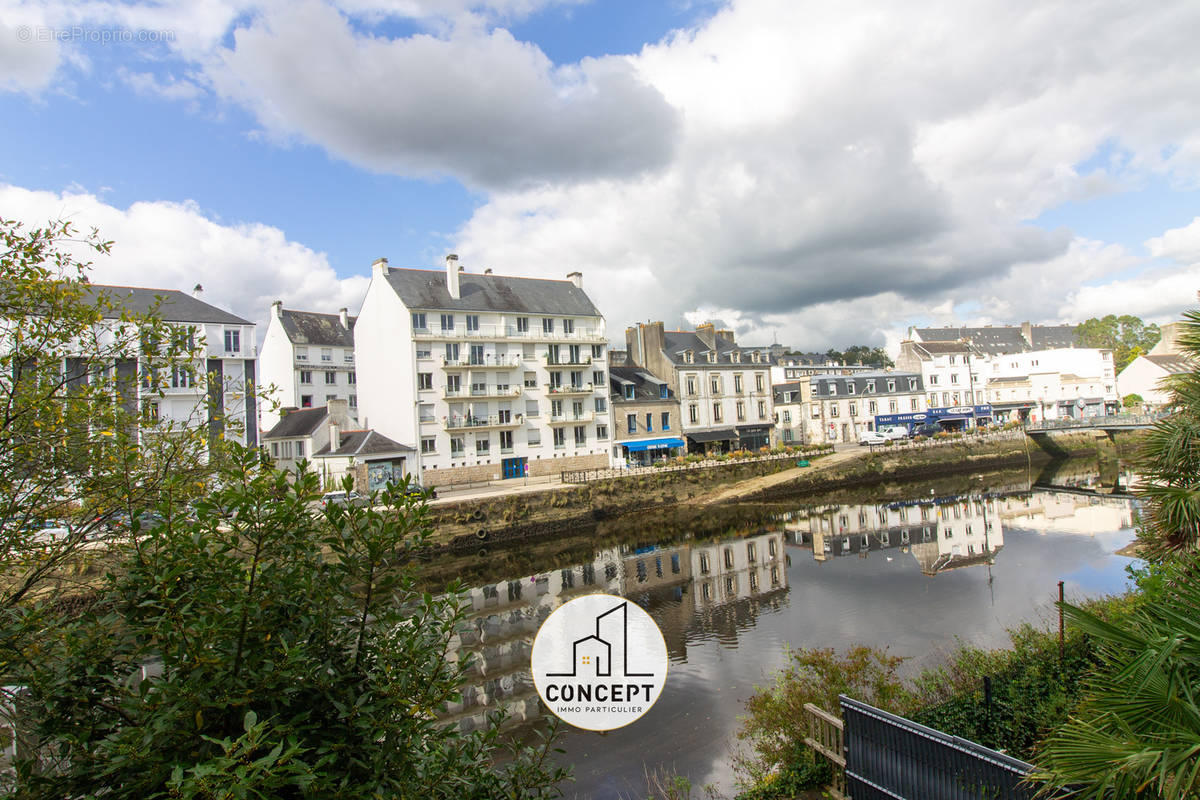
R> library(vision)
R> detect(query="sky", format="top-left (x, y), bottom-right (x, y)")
top-left (2, 0), bottom-right (1200, 353)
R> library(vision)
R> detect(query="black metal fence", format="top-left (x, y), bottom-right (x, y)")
top-left (840, 695), bottom-right (1039, 800)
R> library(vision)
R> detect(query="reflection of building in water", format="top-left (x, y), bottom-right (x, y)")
top-left (440, 531), bottom-right (789, 731)
top-left (997, 490), bottom-right (1134, 534)
top-left (782, 496), bottom-right (1005, 576)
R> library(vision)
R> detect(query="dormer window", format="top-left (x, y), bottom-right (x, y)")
top-left (684, 350), bottom-right (693, 364)
top-left (847, 383), bottom-right (856, 395)
top-left (707, 351), bottom-right (717, 363)
top-left (866, 380), bottom-right (875, 393)
top-left (732, 351), bottom-right (741, 363)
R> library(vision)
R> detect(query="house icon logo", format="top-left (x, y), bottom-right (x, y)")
top-left (531, 594), bottom-right (669, 731)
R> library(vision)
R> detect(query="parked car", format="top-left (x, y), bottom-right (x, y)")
top-left (858, 430), bottom-right (888, 446)
top-left (879, 426), bottom-right (910, 441)
top-left (403, 483), bottom-right (437, 501)
top-left (910, 423), bottom-right (943, 438)
top-left (321, 490), bottom-right (367, 508)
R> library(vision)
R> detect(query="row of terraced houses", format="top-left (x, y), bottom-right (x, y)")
top-left (81, 256), bottom-right (1191, 491)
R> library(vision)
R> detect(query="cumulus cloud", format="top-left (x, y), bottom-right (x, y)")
top-left (0, 184), bottom-right (368, 339)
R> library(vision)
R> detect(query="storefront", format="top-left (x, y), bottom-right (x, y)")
top-left (619, 436), bottom-right (686, 465)
top-left (686, 428), bottom-right (737, 454)
top-left (736, 424), bottom-right (773, 451)
top-left (925, 404), bottom-right (994, 430)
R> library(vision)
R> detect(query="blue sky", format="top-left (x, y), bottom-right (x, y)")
top-left (2, 1), bottom-right (1199, 348)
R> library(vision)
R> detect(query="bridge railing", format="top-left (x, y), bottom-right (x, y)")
top-left (1026, 413), bottom-right (1163, 432)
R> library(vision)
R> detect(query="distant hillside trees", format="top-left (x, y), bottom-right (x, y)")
top-left (825, 345), bottom-right (894, 368)
top-left (1076, 314), bottom-right (1160, 370)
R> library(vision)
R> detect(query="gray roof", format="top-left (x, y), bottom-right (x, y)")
top-left (87, 284), bottom-right (251, 325)
top-left (1031, 326), bottom-right (1080, 349)
top-left (262, 407), bottom-right (328, 440)
top-left (610, 366), bottom-right (676, 403)
top-left (384, 268), bottom-right (600, 316)
top-left (314, 429), bottom-right (413, 459)
top-left (775, 352), bottom-right (834, 366)
top-left (661, 331), bottom-right (772, 368)
top-left (810, 371), bottom-right (924, 397)
top-left (914, 324), bottom-right (1079, 356)
top-left (773, 381), bottom-right (805, 404)
top-left (915, 341), bottom-right (976, 355)
top-left (1144, 354), bottom-right (1193, 374)
top-left (279, 309), bottom-right (355, 347)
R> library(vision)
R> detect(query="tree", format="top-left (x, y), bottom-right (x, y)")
top-left (1076, 314), bottom-right (1161, 371)
top-left (823, 346), bottom-right (894, 368)
top-left (1122, 393), bottom-right (1144, 409)
top-left (0, 217), bottom-right (212, 616)
top-left (6, 447), bottom-right (568, 798)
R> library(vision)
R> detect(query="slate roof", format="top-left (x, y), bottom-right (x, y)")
top-left (660, 331), bottom-right (772, 367)
top-left (87, 284), bottom-right (251, 325)
top-left (914, 324), bottom-right (1079, 356)
top-left (262, 407), bottom-right (328, 440)
top-left (915, 341), bottom-right (977, 355)
top-left (1145, 354), bottom-right (1193, 374)
top-left (810, 371), bottom-right (924, 397)
top-left (314, 429), bottom-right (413, 458)
top-left (279, 309), bottom-right (355, 347)
top-left (610, 366), bottom-right (675, 403)
top-left (1031, 326), bottom-right (1080, 349)
top-left (773, 381), bottom-right (805, 404)
top-left (775, 352), bottom-right (835, 366)
top-left (384, 268), bottom-right (600, 316)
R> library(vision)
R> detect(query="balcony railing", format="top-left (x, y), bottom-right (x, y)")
top-left (544, 354), bottom-right (593, 366)
top-left (443, 386), bottom-right (522, 399)
top-left (413, 323), bottom-right (605, 342)
top-left (548, 411), bottom-right (594, 425)
top-left (442, 355), bottom-right (522, 369)
top-left (443, 414), bottom-right (523, 431)
top-left (545, 382), bottom-right (594, 395)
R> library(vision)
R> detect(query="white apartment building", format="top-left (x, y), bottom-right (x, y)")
top-left (625, 322), bottom-right (775, 453)
top-left (78, 285), bottom-right (259, 446)
top-left (772, 381), bottom-right (811, 445)
top-left (979, 348), bottom-right (1118, 422)
top-left (355, 255), bottom-right (611, 487)
top-left (805, 371), bottom-right (927, 444)
top-left (260, 303), bottom-right (357, 431)
top-left (896, 340), bottom-right (987, 408)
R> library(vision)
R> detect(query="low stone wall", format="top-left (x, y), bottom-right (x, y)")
top-left (422, 453), bottom-right (608, 487)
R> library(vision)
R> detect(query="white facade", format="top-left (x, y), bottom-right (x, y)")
top-left (260, 303), bottom-right (357, 432)
top-left (804, 372), bottom-right (927, 444)
top-left (355, 257), bottom-right (611, 485)
top-left (979, 348), bottom-right (1118, 421)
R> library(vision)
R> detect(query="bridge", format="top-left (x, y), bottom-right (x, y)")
top-left (1025, 413), bottom-right (1163, 434)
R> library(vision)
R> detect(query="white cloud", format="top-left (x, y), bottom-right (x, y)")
top-left (1147, 216), bottom-right (1200, 265)
top-left (0, 183), bottom-right (368, 339)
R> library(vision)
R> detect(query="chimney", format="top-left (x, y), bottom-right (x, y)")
top-left (372, 257), bottom-right (388, 278)
top-left (716, 329), bottom-right (735, 348)
top-left (446, 254), bottom-right (460, 299)
top-left (271, 299), bottom-right (283, 319)
top-left (328, 420), bottom-right (340, 452)
top-left (567, 271), bottom-right (583, 289)
top-left (339, 307), bottom-right (349, 328)
top-left (193, 283), bottom-right (204, 299)
top-left (695, 322), bottom-right (717, 349)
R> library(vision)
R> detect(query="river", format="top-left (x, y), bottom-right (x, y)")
top-left (427, 460), bottom-right (1140, 798)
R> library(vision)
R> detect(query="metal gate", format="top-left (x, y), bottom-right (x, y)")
top-left (840, 696), bottom-right (1039, 800)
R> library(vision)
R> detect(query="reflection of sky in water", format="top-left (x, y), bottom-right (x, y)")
top-left (528, 491), bottom-right (1138, 798)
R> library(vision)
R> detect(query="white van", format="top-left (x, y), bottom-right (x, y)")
top-left (879, 426), bottom-right (909, 441)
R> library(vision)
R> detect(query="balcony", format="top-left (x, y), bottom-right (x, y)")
top-left (443, 414), bottom-right (523, 432)
top-left (545, 382), bottom-right (594, 396)
top-left (442, 355), bottom-right (522, 369)
top-left (544, 354), bottom-right (593, 366)
top-left (413, 322), bottom-right (605, 342)
top-left (548, 411), bottom-right (594, 425)
top-left (443, 385), bottom-right (522, 399)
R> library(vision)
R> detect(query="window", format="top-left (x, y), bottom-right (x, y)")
top-left (911, 398), bottom-right (919, 411)
top-left (661, 412), bottom-right (670, 430)
top-left (421, 437), bottom-right (436, 454)
top-left (783, 429), bottom-right (794, 442)
top-left (849, 401), bottom-right (857, 416)
top-left (734, 374), bottom-right (744, 393)
top-left (325, 372), bottom-right (337, 385)
top-left (829, 383), bottom-right (837, 395)
top-left (440, 314), bottom-right (454, 331)
top-left (689, 404), bottom-right (698, 423)
top-left (563, 319), bottom-right (574, 334)
top-left (348, 394), bottom-right (357, 408)
top-left (446, 375), bottom-right (461, 394)
top-left (887, 379), bottom-right (896, 392)
top-left (551, 399), bottom-right (563, 417)
top-left (348, 371), bottom-right (356, 385)
top-left (476, 438), bottom-right (490, 454)
top-left (542, 317), bottom-right (554, 334)
top-left (499, 430), bottom-right (513, 452)
top-left (574, 426), bottom-right (586, 445)
top-left (950, 373), bottom-right (959, 384)
top-left (593, 370), bottom-right (605, 386)
top-left (866, 380), bottom-right (875, 393)
top-left (928, 393), bottom-right (937, 406)
top-left (596, 424), bottom-right (608, 439)
top-left (516, 316), bottom-right (529, 333)
top-left (645, 413), bottom-right (653, 431)
top-left (756, 374), bottom-right (765, 392)
top-left (659, 384), bottom-right (669, 399)
top-left (624, 384), bottom-right (634, 400)
top-left (301, 395), bottom-right (312, 408)
top-left (344, 350), bottom-right (353, 363)
top-left (812, 406), bottom-right (820, 418)
top-left (412, 312), bottom-right (426, 330)
top-left (295, 441), bottom-right (305, 458)
top-left (686, 375), bottom-right (697, 395)
top-left (889, 399), bottom-right (898, 413)
top-left (417, 372), bottom-right (433, 390)
top-left (450, 437), bottom-right (465, 457)
top-left (418, 403), bottom-right (435, 422)
top-left (930, 374), bottom-right (939, 385)
top-left (594, 397), bottom-right (607, 413)
top-left (847, 382), bottom-right (856, 395)
top-left (909, 378), bottom-right (917, 391)
top-left (627, 413), bottom-right (637, 434)
top-left (736, 401), bottom-right (745, 421)
top-left (782, 410), bottom-right (791, 423)
top-left (321, 348), bottom-right (332, 362)
top-left (527, 428), bottom-right (541, 445)
top-left (466, 314), bottom-right (479, 332)
top-left (300, 370), bottom-right (312, 385)
top-left (445, 342), bottom-right (459, 362)
top-left (296, 347), bottom-right (308, 361)
top-left (830, 404), bottom-right (839, 418)
top-left (224, 329), bottom-right (240, 352)
top-left (713, 402), bottom-right (723, 422)
top-left (570, 371), bottom-right (583, 389)
top-left (592, 344), bottom-right (603, 358)
top-left (757, 400), bottom-right (766, 418)
top-left (710, 376), bottom-right (720, 395)
top-left (553, 428), bottom-right (565, 448)
top-left (684, 350), bottom-right (693, 364)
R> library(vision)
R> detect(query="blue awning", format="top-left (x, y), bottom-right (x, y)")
top-left (623, 437), bottom-right (686, 452)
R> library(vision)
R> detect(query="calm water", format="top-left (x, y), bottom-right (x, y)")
top-left (432, 462), bottom-right (1139, 799)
